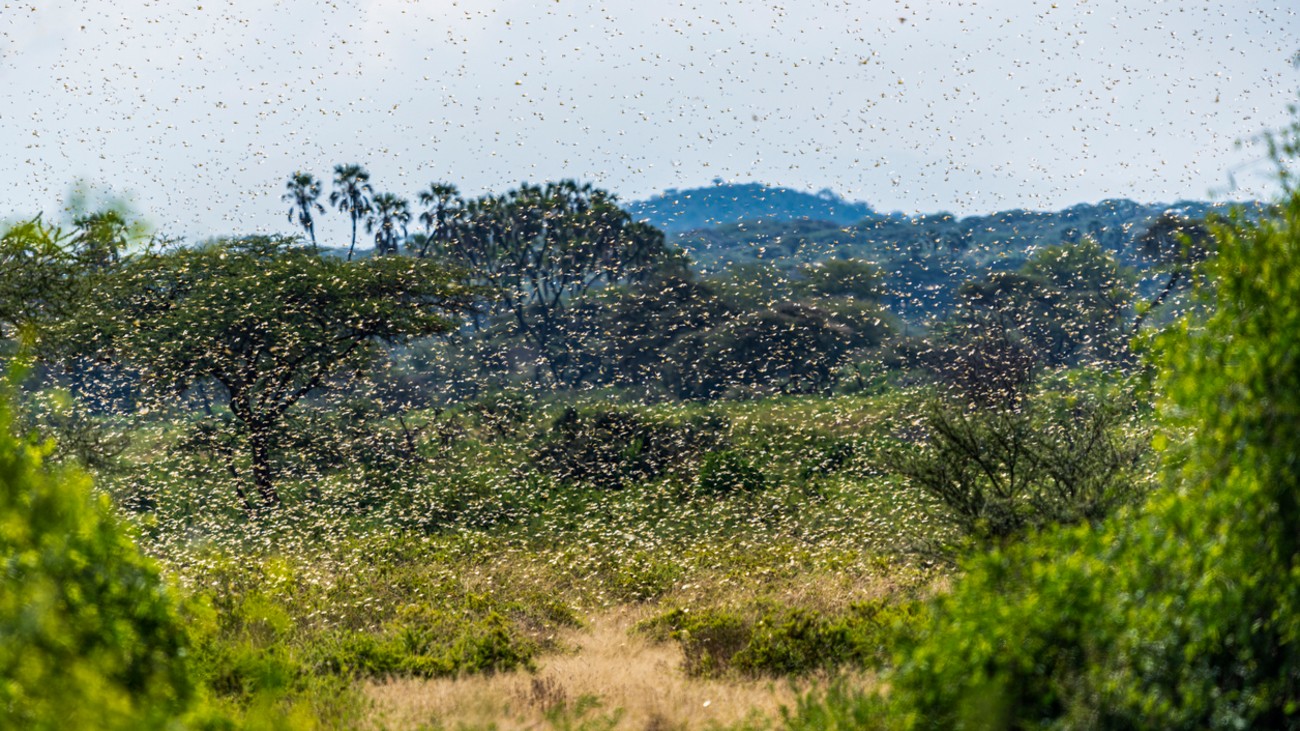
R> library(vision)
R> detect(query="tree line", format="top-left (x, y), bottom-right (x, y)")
top-left (0, 168), bottom-right (1215, 513)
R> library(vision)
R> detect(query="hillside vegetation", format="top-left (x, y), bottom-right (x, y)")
top-left (2, 115), bottom-right (1298, 727)
top-left (625, 182), bottom-right (876, 234)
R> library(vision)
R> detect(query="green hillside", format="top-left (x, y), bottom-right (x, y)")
top-left (625, 181), bottom-right (876, 234)
top-left (666, 197), bottom-right (1255, 321)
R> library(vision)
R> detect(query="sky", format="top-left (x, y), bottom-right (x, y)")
top-left (1, 0), bottom-right (1297, 241)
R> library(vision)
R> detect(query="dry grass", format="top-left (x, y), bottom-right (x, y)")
top-left (365, 606), bottom-right (868, 731)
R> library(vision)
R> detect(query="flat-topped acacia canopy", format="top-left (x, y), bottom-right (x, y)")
top-left (54, 235), bottom-right (476, 509)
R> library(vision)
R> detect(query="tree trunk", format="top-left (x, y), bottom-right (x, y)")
top-left (348, 215), bottom-right (358, 261)
top-left (248, 426), bottom-right (281, 510)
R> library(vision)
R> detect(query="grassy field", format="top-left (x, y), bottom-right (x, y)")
top-left (87, 389), bottom-right (953, 729)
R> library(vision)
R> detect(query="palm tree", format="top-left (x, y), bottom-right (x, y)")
top-left (416, 182), bottom-right (461, 258)
top-left (283, 172), bottom-right (325, 251)
top-left (329, 164), bottom-right (373, 261)
top-left (367, 193), bottom-right (411, 256)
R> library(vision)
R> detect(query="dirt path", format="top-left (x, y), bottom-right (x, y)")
top-left (365, 606), bottom-right (816, 730)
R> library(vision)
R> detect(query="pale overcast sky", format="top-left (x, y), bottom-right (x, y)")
top-left (1, 0), bottom-right (1296, 241)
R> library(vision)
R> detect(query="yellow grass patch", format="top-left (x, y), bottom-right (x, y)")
top-left (365, 606), bottom-right (870, 730)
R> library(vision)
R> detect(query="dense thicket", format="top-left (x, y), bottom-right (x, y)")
top-left (887, 191), bottom-right (1300, 729)
top-left (0, 391), bottom-right (192, 730)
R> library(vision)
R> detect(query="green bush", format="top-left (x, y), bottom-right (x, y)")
top-left (15, 388), bottom-right (131, 473)
top-left (644, 607), bottom-right (752, 677)
top-left (778, 682), bottom-right (902, 731)
top-left (697, 448), bottom-right (766, 495)
top-left (0, 396), bottom-right (193, 730)
top-left (887, 193), bottom-right (1300, 728)
top-left (891, 386), bottom-right (1150, 554)
top-left (312, 609), bottom-right (534, 679)
top-left (644, 598), bottom-right (921, 679)
top-left (797, 437), bottom-right (858, 480)
top-left (531, 406), bottom-right (724, 489)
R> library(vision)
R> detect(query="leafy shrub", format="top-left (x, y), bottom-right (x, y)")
top-left (313, 609), bottom-right (534, 679)
top-left (733, 608), bottom-right (863, 675)
top-left (199, 639), bottom-right (305, 702)
top-left (15, 389), bottom-right (131, 472)
top-left (642, 607), bottom-right (751, 677)
top-left (186, 545), bottom-right (562, 694)
top-left (779, 682), bottom-right (902, 731)
top-left (187, 609), bottom-right (363, 730)
top-left (531, 406), bottom-right (725, 489)
top-left (467, 389), bottom-right (535, 439)
top-left (0, 396), bottom-right (193, 730)
top-left (643, 598), bottom-right (921, 678)
top-left (888, 193), bottom-right (1300, 728)
top-left (891, 387), bottom-right (1150, 554)
top-left (697, 448), bottom-right (766, 495)
top-left (798, 437), bottom-right (858, 480)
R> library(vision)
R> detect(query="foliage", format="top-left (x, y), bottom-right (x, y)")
top-left (888, 192), bottom-right (1300, 729)
top-left (667, 302), bottom-right (873, 400)
top-left (56, 235), bottom-right (473, 508)
top-left (697, 448), bottom-right (765, 495)
top-left (0, 392), bottom-right (193, 730)
top-left (15, 388), bottom-right (131, 472)
top-left (0, 205), bottom-right (142, 342)
top-left (530, 405), bottom-right (725, 489)
top-left (891, 385), bottom-right (1152, 553)
top-left (670, 197), bottom-right (1241, 317)
top-left (283, 172), bottom-right (325, 250)
top-left (642, 597), bottom-right (922, 678)
top-left (180, 540), bottom-right (569, 712)
top-left (565, 271), bottom-right (729, 393)
top-left (313, 609), bottom-right (535, 678)
top-left (776, 682), bottom-right (901, 731)
top-left (431, 180), bottom-right (671, 386)
top-left (921, 240), bottom-right (1136, 399)
top-left (792, 258), bottom-right (885, 302)
top-left (0, 217), bottom-right (78, 341)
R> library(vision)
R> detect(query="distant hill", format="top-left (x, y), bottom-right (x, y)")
top-left (671, 198), bottom-right (1244, 274)
top-left (625, 181), bottom-right (875, 234)
top-left (661, 196), bottom-right (1260, 322)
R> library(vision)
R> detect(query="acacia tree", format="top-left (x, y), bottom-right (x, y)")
top-left (921, 239), bottom-right (1135, 402)
top-left (58, 235), bottom-right (473, 510)
top-left (283, 172), bottom-right (325, 250)
top-left (330, 164), bottom-right (373, 261)
top-left (437, 180), bottom-right (669, 385)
